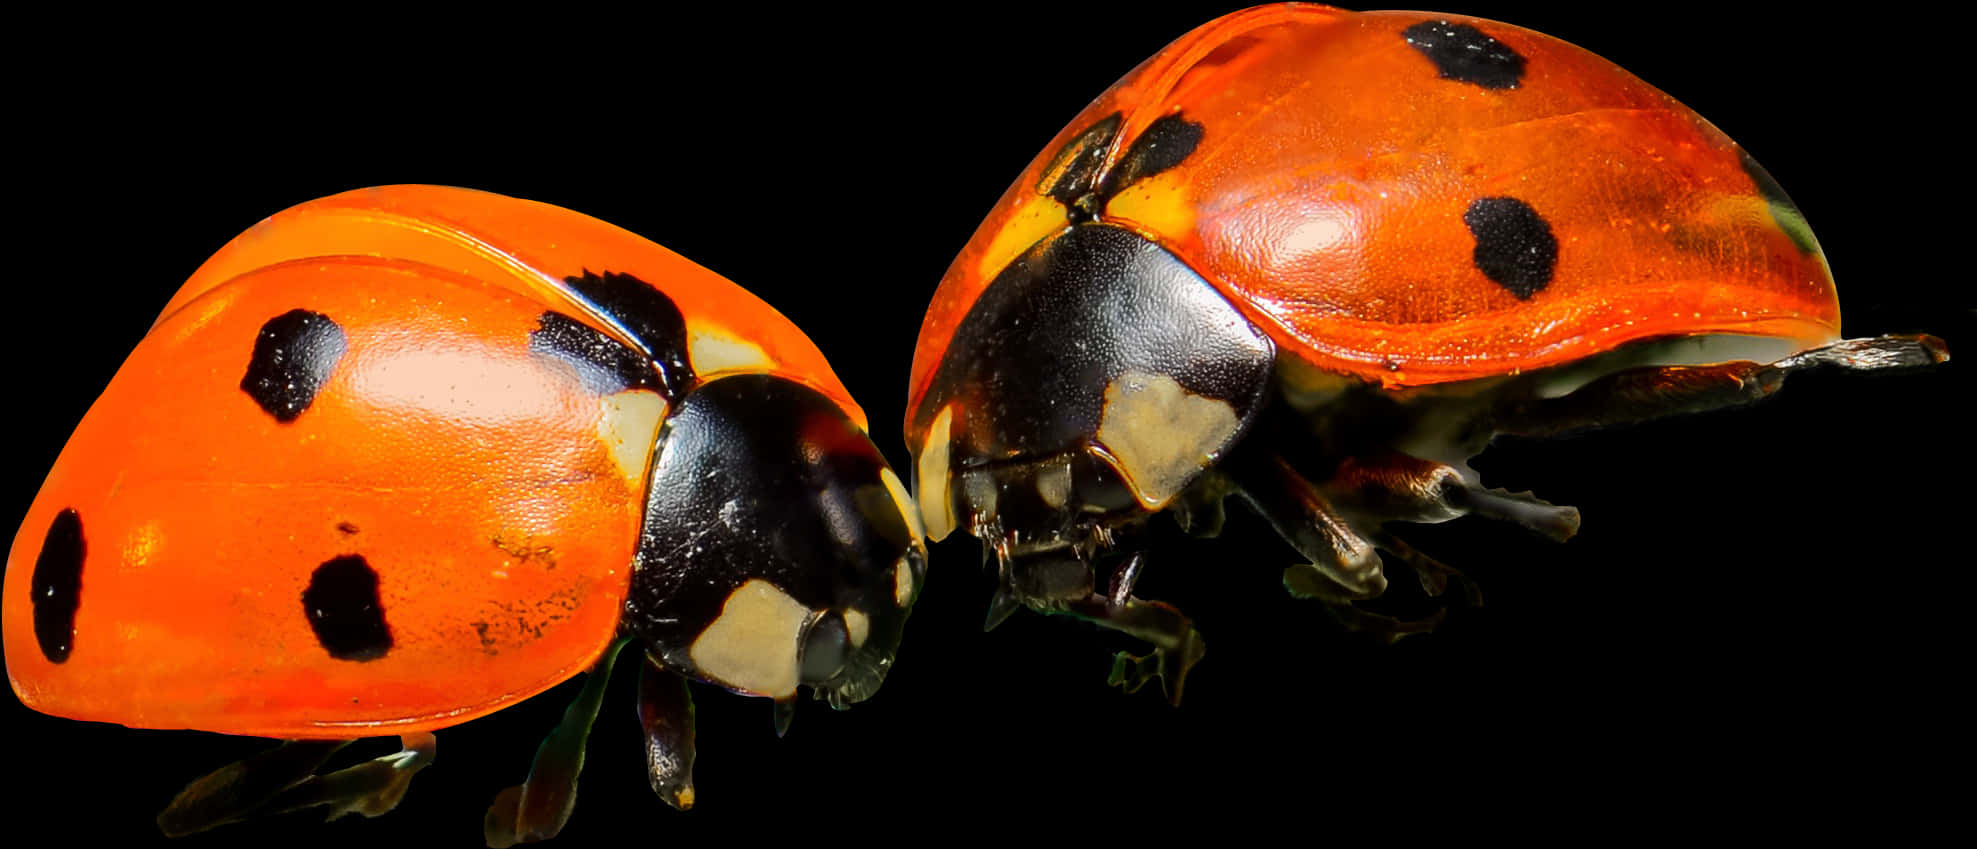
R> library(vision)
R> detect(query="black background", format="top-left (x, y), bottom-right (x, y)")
top-left (7, 2), bottom-right (1968, 843)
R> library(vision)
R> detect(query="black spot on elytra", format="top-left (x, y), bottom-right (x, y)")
top-left (336, 521), bottom-right (360, 535)
top-left (1039, 112), bottom-right (1206, 224)
top-left (1464, 197), bottom-right (1558, 299)
top-left (302, 555), bottom-right (392, 661)
top-left (1099, 114), bottom-right (1206, 201)
top-left (1739, 149), bottom-right (1820, 255)
top-left (31, 509), bottom-right (85, 663)
top-left (562, 271), bottom-right (694, 401)
top-left (1039, 113), bottom-right (1123, 211)
top-left (530, 311), bottom-right (661, 395)
top-left (1403, 20), bottom-right (1525, 90)
top-left (240, 310), bottom-right (346, 422)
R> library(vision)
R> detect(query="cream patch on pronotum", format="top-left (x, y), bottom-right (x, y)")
top-left (688, 579), bottom-right (811, 699)
top-left (1094, 371), bottom-right (1239, 508)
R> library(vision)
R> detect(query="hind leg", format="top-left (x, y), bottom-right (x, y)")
top-left (1228, 443), bottom-right (1583, 638)
top-left (157, 732), bottom-right (436, 837)
top-left (1494, 335), bottom-right (1948, 437)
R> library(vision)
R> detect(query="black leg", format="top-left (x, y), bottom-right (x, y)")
top-left (1229, 452), bottom-right (1455, 641)
top-left (1063, 592), bottom-right (1205, 706)
top-left (263, 732), bottom-right (435, 821)
top-left (157, 733), bottom-right (435, 837)
top-left (993, 541), bottom-right (1205, 704)
top-left (157, 740), bottom-right (348, 836)
top-left (1495, 334), bottom-right (1948, 438)
top-left (1370, 529), bottom-right (1482, 607)
top-left (485, 639), bottom-right (632, 847)
top-left (1323, 450), bottom-right (1580, 541)
top-left (638, 654), bottom-right (697, 810)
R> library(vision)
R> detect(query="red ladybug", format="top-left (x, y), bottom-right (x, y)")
top-left (4, 186), bottom-right (927, 841)
top-left (904, 4), bottom-right (1948, 702)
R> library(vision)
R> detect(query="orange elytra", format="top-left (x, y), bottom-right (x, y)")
top-left (903, 4), bottom-right (1946, 701)
top-left (6, 185), bottom-right (926, 840)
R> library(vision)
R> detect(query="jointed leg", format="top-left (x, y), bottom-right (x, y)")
top-left (1073, 594), bottom-right (1205, 706)
top-left (485, 638), bottom-right (632, 847)
top-left (992, 541), bottom-right (1205, 704)
top-left (1495, 335), bottom-right (1948, 438)
top-left (157, 732), bottom-right (436, 837)
top-left (1228, 451), bottom-right (1451, 640)
top-left (638, 653), bottom-right (696, 811)
top-left (1322, 451), bottom-right (1580, 542)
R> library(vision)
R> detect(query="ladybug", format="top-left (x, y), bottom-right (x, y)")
top-left (904, 4), bottom-right (1948, 702)
top-left (2, 185), bottom-right (928, 842)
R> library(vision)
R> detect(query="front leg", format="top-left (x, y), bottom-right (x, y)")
top-left (995, 543), bottom-right (1206, 704)
top-left (1073, 554), bottom-right (1204, 706)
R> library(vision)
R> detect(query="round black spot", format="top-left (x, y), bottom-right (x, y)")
top-left (302, 555), bottom-right (392, 661)
top-left (1098, 113), bottom-right (1207, 204)
top-left (240, 309), bottom-right (347, 423)
top-left (1463, 196), bottom-right (1558, 299)
top-left (31, 509), bottom-right (85, 663)
top-left (1403, 20), bottom-right (1525, 90)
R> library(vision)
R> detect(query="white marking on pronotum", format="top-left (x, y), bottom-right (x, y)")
top-left (915, 406), bottom-right (956, 541)
top-left (1095, 371), bottom-right (1239, 509)
top-left (688, 579), bottom-right (812, 699)
top-left (597, 390), bottom-right (669, 486)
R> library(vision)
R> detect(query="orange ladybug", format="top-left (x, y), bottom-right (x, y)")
top-left (3, 186), bottom-right (927, 842)
top-left (905, 4), bottom-right (1949, 701)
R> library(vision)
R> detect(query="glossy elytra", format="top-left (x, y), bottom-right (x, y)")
top-left (904, 4), bottom-right (1948, 702)
top-left (2, 186), bottom-right (928, 843)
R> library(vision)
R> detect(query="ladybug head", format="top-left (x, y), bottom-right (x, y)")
top-left (907, 223), bottom-right (1276, 605)
top-left (626, 374), bottom-right (926, 710)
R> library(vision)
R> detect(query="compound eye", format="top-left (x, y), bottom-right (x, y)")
top-left (799, 612), bottom-right (850, 685)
